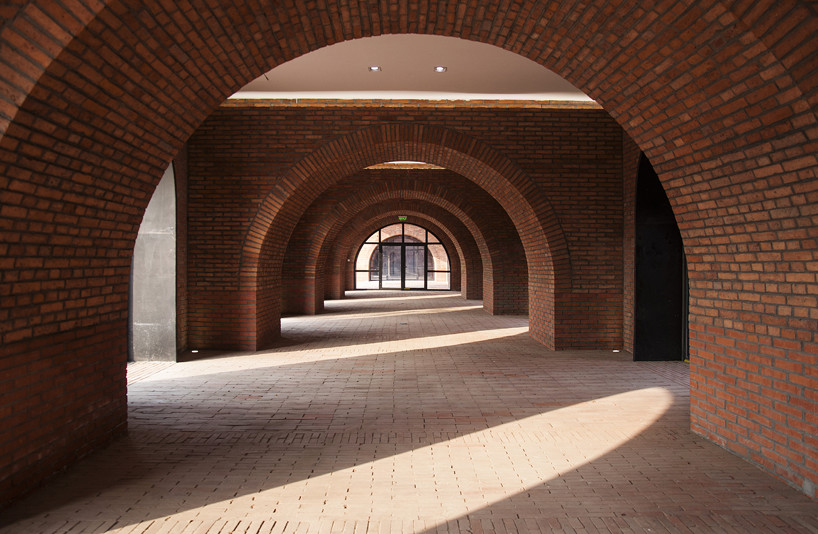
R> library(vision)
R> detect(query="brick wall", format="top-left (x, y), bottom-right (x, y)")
top-left (1, 0), bottom-right (815, 505)
top-left (173, 147), bottom-right (189, 355)
top-left (622, 138), bottom-right (642, 353)
top-left (187, 104), bottom-right (622, 351)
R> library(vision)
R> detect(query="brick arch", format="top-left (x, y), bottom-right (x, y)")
top-left (244, 123), bottom-right (554, 348)
top-left (285, 199), bottom-right (476, 315)
top-left (284, 204), bottom-right (469, 314)
top-left (3, 1), bottom-right (814, 156)
top-left (321, 202), bottom-right (485, 308)
top-left (319, 200), bottom-right (498, 311)
top-left (281, 169), bottom-right (526, 317)
top-left (1, 0), bottom-right (817, 504)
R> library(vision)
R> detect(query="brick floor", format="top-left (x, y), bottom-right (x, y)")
top-left (1, 291), bottom-right (816, 533)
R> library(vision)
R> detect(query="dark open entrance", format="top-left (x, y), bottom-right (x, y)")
top-left (634, 155), bottom-right (688, 361)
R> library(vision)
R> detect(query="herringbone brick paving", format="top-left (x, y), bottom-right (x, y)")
top-left (1, 292), bottom-right (815, 533)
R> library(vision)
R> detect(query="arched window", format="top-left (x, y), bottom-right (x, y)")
top-left (355, 223), bottom-right (451, 290)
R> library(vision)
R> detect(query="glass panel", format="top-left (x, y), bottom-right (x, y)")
top-left (355, 224), bottom-right (450, 290)
top-left (427, 244), bottom-right (449, 271)
top-left (404, 245), bottom-right (425, 281)
top-left (381, 245), bottom-right (402, 288)
top-left (427, 271), bottom-right (451, 290)
top-left (403, 223), bottom-right (426, 243)
top-left (380, 224), bottom-right (403, 242)
top-left (356, 270), bottom-right (380, 289)
top-left (356, 243), bottom-right (379, 271)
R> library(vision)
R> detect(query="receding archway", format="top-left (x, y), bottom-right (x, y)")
top-left (281, 168), bottom-right (526, 316)
top-left (324, 206), bottom-right (476, 304)
top-left (283, 205), bottom-right (472, 316)
top-left (242, 123), bottom-right (567, 350)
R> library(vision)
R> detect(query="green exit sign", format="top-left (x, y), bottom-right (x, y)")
top-left (398, 216), bottom-right (407, 221)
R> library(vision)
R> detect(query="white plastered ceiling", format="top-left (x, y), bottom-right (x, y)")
top-left (231, 34), bottom-right (592, 101)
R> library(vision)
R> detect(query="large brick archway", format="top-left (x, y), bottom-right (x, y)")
top-left (285, 200), bottom-right (478, 315)
top-left (1, 0), bottom-right (816, 503)
top-left (242, 123), bottom-right (564, 350)
top-left (280, 169), bottom-right (526, 317)
top-left (323, 204), bottom-right (486, 307)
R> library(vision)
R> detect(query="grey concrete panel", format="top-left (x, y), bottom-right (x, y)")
top-left (131, 165), bottom-right (177, 361)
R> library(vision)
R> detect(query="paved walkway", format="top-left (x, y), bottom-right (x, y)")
top-left (1, 292), bottom-right (816, 533)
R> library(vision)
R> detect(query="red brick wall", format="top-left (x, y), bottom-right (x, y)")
top-left (173, 147), bottom-right (190, 355)
top-left (1, 0), bottom-right (815, 505)
top-left (621, 139), bottom-right (642, 353)
top-left (0, 322), bottom-right (128, 505)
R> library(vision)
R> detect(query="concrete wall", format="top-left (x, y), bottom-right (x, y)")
top-left (130, 165), bottom-right (177, 361)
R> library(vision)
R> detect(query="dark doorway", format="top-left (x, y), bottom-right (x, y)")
top-left (634, 155), bottom-right (688, 361)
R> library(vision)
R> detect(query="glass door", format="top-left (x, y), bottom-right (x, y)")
top-left (380, 244), bottom-right (403, 289)
top-left (404, 245), bottom-right (426, 289)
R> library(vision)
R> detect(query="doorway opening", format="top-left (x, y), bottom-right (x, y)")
top-left (354, 223), bottom-right (451, 290)
top-left (634, 155), bottom-right (689, 361)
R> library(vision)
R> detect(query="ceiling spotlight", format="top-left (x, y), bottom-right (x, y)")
top-left (434, 66), bottom-right (447, 73)
top-left (368, 65), bottom-right (382, 72)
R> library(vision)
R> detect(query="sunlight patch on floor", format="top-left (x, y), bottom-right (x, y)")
top-left (158, 326), bottom-right (530, 380)
top-left (293, 304), bottom-right (482, 321)
top-left (113, 387), bottom-right (672, 531)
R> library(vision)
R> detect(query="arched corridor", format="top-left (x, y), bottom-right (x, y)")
top-left (2, 0), bottom-right (816, 515)
top-left (1, 292), bottom-right (815, 533)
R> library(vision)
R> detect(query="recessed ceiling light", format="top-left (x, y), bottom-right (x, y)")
top-left (368, 65), bottom-right (382, 72)
top-left (434, 66), bottom-right (447, 73)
